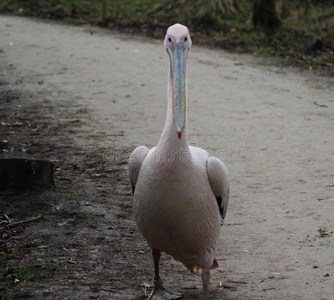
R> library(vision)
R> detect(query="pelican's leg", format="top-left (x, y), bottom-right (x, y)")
top-left (201, 267), bottom-right (210, 300)
top-left (149, 249), bottom-right (183, 300)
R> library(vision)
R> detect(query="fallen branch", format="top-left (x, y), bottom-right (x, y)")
top-left (3, 214), bottom-right (42, 229)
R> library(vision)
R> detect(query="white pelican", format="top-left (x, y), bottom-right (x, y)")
top-left (129, 23), bottom-right (229, 300)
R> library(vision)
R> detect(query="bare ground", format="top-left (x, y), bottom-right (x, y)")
top-left (0, 16), bottom-right (334, 300)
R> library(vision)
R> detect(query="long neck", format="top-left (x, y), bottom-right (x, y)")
top-left (157, 69), bottom-right (189, 155)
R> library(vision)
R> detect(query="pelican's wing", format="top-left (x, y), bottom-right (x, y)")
top-left (207, 156), bottom-right (229, 225)
top-left (129, 146), bottom-right (149, 194)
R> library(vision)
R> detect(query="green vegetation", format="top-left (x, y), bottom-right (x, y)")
top-left (0, 135), bottom-right (10, 143)
top-left (1, 251), bottom-right (33, 291)
top-left (0, 0), bottom-right (333, 73)
top-left (0, 250), bottom-right (16, 261)
top-left (0, 266), bottom-right (33, 290)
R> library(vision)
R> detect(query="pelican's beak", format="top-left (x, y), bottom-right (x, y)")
top-left (168, 44), bottom-right (188, 140)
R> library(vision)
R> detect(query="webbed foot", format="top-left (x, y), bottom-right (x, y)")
top-left (148, 278), bottom-right (183, 300)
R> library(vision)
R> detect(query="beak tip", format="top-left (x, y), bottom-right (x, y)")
top-left (177, 130), bottom-right (182, 139)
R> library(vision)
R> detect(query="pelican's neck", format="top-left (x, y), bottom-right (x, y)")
top-left (157, 70), bottom-right (189, 154)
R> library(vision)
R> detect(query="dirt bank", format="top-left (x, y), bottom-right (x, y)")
top-left (1, 16), bottom-right (334, 299)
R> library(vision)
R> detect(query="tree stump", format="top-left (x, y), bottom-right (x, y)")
top-left (0, 157), bottom-right (54, 190)
top-left (253, 0), bottom-right (281, 30)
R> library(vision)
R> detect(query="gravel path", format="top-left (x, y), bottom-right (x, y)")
top-left (1, 16), bottom-right (333, 299)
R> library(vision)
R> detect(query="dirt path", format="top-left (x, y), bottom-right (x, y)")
top-left (1, 16), bottom-right (334, 299)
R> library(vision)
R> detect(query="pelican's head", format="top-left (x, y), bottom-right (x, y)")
top-left (164, 24), bottom-right (192, 140)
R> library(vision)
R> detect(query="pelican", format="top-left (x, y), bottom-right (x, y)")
top-left (129, 24), bottom-right (229, 300)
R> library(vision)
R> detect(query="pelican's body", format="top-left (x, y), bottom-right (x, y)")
top-left (135, 144), bottom-right (220, 271)
top-left (129, 24), bottom-right (229, 300)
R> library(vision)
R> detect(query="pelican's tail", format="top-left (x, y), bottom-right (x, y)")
top-left (173, 257), bottom-right (219, 273)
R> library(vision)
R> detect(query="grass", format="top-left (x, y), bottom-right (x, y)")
top-left (0, 0), bottom-right (333, 74)
top-left (0, 266), bottom-right (33, 290)
top-left (0, 135), bottom-right (10, 143)
top-left (0, 250), bottom-right (16, 262)
top-left (0, 249), bottom-right (32, 291)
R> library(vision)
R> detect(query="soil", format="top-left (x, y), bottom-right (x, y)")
top-left (0, 16), bottom-right (334, 300)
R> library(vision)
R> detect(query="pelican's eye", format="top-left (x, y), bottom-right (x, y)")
top-left (168, 37), bottom-right (172, 43)
top-left (184, 36), bottom-right (188, 42)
